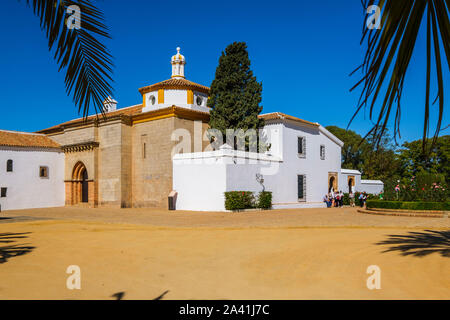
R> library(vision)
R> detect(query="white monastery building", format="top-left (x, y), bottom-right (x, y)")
top-left (0, 48), bottom-right (383, 212)
top-left (0, 130), bottom-right (65, 211)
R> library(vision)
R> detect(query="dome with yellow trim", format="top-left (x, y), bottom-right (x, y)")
top-left (139, 47), bottom-right (210, 114)
top-left (171, 47), bottom-right (185, 63)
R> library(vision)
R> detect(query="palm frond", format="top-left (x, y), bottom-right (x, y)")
top-left (350, 0), bottom-right (450, 154)
top-left (22, 0), bottom-right (114, 118)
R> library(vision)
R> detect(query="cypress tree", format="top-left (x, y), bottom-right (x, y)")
top-left (208, 42), bottom-right (265, 150)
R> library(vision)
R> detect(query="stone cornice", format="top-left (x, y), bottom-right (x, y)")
top-left (62, 141), bottom-right (100, 153)
top-left (132, 106), bottom-right (210, 124)
top-left (38, 113), bottom-right (135, 135)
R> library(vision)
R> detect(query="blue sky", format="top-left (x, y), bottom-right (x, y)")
top-left (0, 0), bottom-right (448, 143)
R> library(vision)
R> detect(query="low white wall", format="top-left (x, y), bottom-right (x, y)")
top-left (339, 170), bottom-right (362, 193)
top-left (359, 180), bottom-right (384, 194)
top-left (173, 148), bottom-right (282, 211)
top-left (0, 147), bottom-right (65, 211)
top-left (173, 157), bottom-right (228, 211)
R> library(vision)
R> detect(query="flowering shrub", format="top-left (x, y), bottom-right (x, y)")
top-left (384, 173), bottom-right (448, 202)
top-left (225, 191), bottom-right (255, 210)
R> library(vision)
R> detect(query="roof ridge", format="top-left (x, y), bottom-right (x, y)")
top-left (139, 78), bottom-right (210, 94)
top-left (0, 129), bottom-right (46, 136)
top-left (0, 130), bottom-right (61, 148)
top-left (61, 103), bottom-right (143, 123)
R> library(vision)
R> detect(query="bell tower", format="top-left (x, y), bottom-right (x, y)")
top-left (171, 47), bottom-right (186, 79)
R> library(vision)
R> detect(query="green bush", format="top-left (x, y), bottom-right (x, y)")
top-left (225, 191), bottom-right (273, 210)
top-left (366, 200), bottom-right (450, 211)
top-left (224, 191), bottom-right (255, 210)
top-left (354, 192), bottom-right (379, 206)
top-left (384, 173), bottom-right (449, 202)
top-left (343, 193), bottom-right (350, 205)
top-left (257, 191), bottom-right (272, 209)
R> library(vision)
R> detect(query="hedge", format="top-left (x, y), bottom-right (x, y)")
top-left (366, 200), bottom-right (450, 211)
top-left (224, 191), bottom-right (272, 211)
top-left (342, 192), bottom-right (379, 206)
top-left (257, 191), bottom-right (272, 209)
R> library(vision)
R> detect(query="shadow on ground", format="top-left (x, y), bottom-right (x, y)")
top-left (111, 290), bottom-right (169, 300)
top-left (377, 230), bottom-right (450, 257)
top-left (0, 232), bottom-right (35, 264)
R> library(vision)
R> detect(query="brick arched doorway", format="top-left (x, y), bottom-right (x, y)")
top-left (72, 162), bottom-right (88, 204)
top-left (65, 161), bottom-right (97, 206)
top-left (348, 176), bottom-right (355, 193)
top-left (328, 172), bottom-right (338, 193)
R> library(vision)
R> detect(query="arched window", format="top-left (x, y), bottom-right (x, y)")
top-left (6, 160), bottom-right (13, 172)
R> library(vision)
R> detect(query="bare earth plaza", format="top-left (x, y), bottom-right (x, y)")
top-left (0, 206), bottom-right (449, 300)
top-left (0, 1), bottom-right (449, 304)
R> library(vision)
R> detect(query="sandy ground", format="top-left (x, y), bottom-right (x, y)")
top-left (0, 207), bottom-right (449, 300)
top-left (2, 206), bottom-right (449, 228)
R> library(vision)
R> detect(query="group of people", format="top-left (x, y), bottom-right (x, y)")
top-left (323, 191), bottom-right (369, 208)
top-left (323, 191), bottom-right (345, 208)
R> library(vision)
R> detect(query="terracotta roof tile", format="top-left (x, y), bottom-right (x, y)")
top-left (38, 104), bottom-right (143, 133)
top-left (138, 78), bottom-right (210, 95)
top-left (0, 130), bottom-right (60, 149)
top-left (259, 112), bottom-right (319, 127)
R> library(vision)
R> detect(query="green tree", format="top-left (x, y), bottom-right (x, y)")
top-left (208, 42), bottom-right (264, 150)
top-left (363, 131), bottom-right (401, 181)
top-left (326, 125), bottom-right (400, 181)
top-left (19, 0), bottom-right (114, 117)
top-left (398, 135), bottom-right (450, 182)
top-left (352, 1), bottom-right (450, 152)
top-left (326, 126), bottom-right (369, 171)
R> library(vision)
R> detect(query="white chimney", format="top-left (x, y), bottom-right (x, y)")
top-left (103, 96), bottom-right (118, 113)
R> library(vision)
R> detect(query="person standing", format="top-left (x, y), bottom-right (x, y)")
top-left (359, 193), bottom-right (364, 207)
top-left (362, 193), bottom-right (368, 208)
top-left (349, 192), bottom-right (355, 207)
top-left (323, 194), bottom-right (331, 208)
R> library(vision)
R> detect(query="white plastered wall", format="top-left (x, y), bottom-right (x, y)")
top-left (0, 147), bottom-right (65, 211)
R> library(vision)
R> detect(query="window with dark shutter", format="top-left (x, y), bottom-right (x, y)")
top-left (298, 137), bottom-right (306, 157)
top-left (297, 175), bottom-right (305, 200)
top-left (320, 145), bottom-right (325, 160)
top-left (6, 160), bottom-right (13, 172)
top-left (39, 166), bottom-right (49, 178)
top-left (0, 188), bottom-right (7, 198)
top-left (298, 137), bottom-right (302, 154)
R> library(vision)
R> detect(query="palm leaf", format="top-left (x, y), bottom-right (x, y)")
top-left (21, 0), bottom-right (114, 118)
top-left (350, 0), bottom-right (450, 154)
